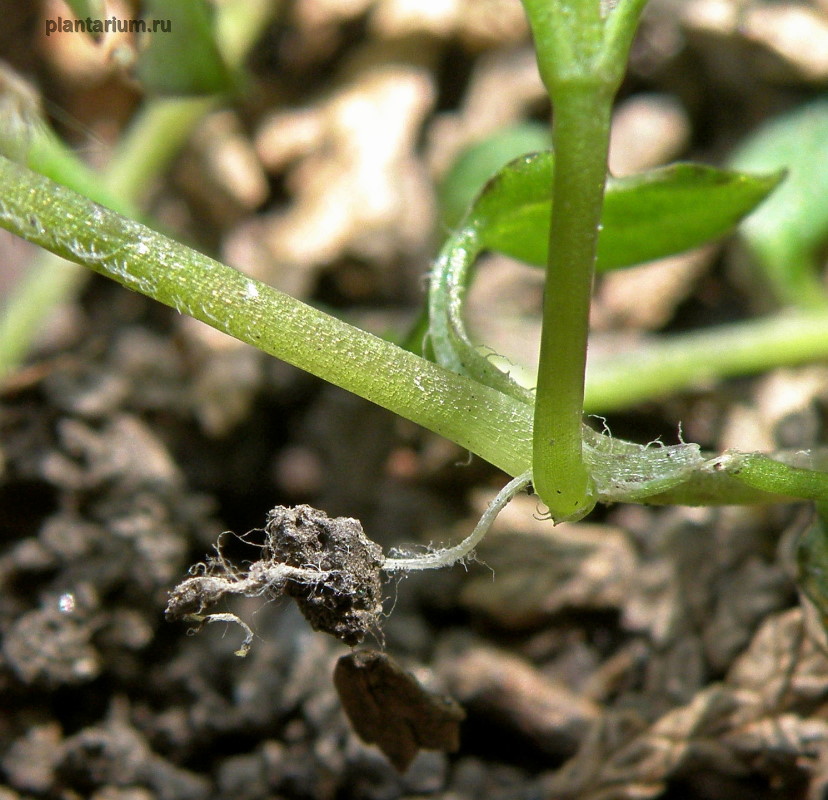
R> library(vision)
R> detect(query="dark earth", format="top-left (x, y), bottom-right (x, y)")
top-left (5, 1), bottom-right (828, 798)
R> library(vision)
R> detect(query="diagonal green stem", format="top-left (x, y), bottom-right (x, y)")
top-left (6, 153), bottom-right (828, 512)
top-left (0, 155), bottom-right (533, 477)
top-left (585, 310), bottom-right (828, 411)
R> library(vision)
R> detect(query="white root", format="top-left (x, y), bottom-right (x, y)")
top-left (383, 470), bottom-right (533, 572)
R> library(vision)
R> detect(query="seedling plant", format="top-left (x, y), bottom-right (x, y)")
top-left (5, 0), bottom-right (828, 633)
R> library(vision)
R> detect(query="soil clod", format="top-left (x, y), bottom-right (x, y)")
top-left (265, 505), bottom-right (385, 645)
top-left (166, 504), bottom-right (385, 647)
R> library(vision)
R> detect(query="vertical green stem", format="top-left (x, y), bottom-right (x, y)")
top-left (522, 0), bottom-right (648, 520)
top-left (532, 85), bottom-right (614, 520)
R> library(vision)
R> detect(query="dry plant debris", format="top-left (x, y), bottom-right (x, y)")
top-left (438, 642), bottom-right (600, 759)
top-left (427, 46), bottom-right (546, 176)
top-left (291, 0), bottom-right (528, 51)
top-left (545, 607), bottom-right (828, 799)
top-left (334, 648), bottom-right (465, 772)
top-left (607, 94), bottom-right (690, 178)
top-left (186, 110), bottom-right (269, 214)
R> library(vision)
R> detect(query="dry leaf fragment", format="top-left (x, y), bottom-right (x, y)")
top-left (333, 649), bottom-right (465, 772)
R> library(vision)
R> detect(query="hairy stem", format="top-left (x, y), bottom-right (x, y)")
top-left (0, 0), bottom-right (275, 381)
top-left (521, 0), bottom-right (647, 520)
top-left (0, 155), bottom-right (533, 477)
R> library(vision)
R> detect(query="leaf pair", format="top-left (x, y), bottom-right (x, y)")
top-left (425, 141), bottom-right (828, 509)
top-left (428, 147), bottom-right (782, 403)
top-left (475, 154), bottom-right (782, 272)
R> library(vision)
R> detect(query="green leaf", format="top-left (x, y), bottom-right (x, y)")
top-left (599, 165), bottom-right (784, 270)
top-left (470, 151), bottom-right (783, 270)
top-left (729, 100), bottom-right (828, 307)
top-left (62, 0), bottom-right (107, 39)
top-left (427, 152), bottom-right (782, 410)
top-left (135, 0), bottom-right (235, 96)
top-left (438, 123), bottom-right (550, 231)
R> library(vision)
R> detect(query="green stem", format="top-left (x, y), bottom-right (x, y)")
top-left (585, 310), bottom-right (828, 412)
top-left (0, 258), bottom-right (88, 375)
top-left (0, 155), bottom-right (533, 477)
top-left (104, 97), bottom-right (216, 202)
top-left (532, 86), bottom-right (613, 520)
top-left (0, 96), bottom-right (217, 381)
top-left (648, 451), bottom-right (828, 506)
top-left (521, 0), bottom-right (647, 520)
top-left (6, 150), bottom-right (828, 512)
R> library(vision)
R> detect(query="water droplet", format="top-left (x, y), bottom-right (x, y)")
top-left (58, 592), bottom-right (75, 614)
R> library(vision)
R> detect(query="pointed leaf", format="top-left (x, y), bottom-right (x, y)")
top-left (427, 152), bottom-right (783, 404)
top-left (468, 151), bottom-right (782, 270)
top-left (438, 123), bottom-right (550, 231)
top-left (599, 165), bottom-right (783, 270)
